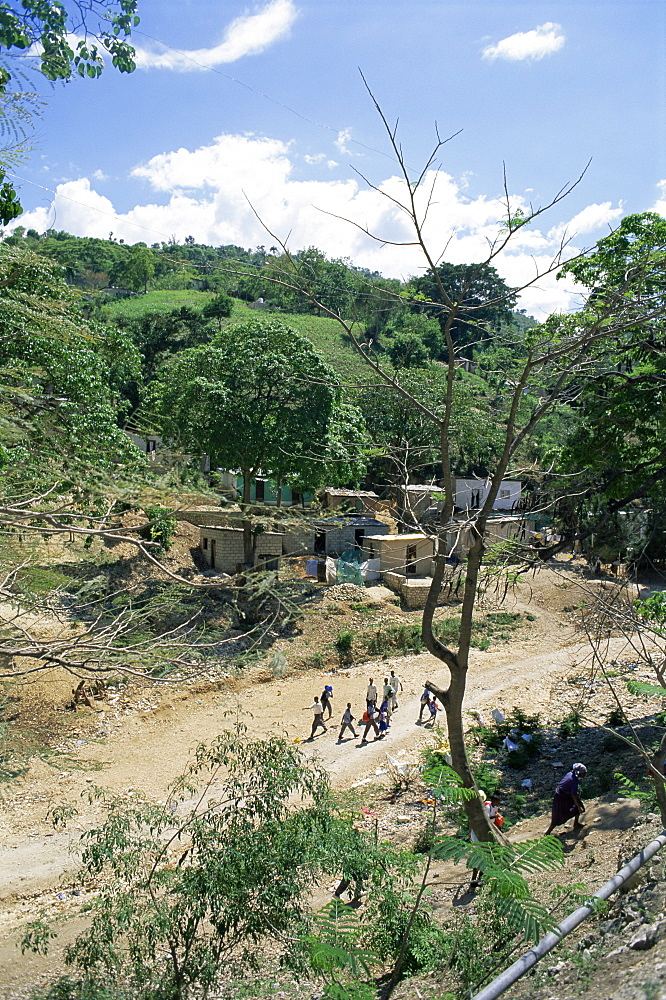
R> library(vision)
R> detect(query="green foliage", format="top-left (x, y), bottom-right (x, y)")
top-left (440, 894), bottom-right (527, 999)
top-left (201, 290), bottom-right (233, 327)
top-left (614, 770), bottom-right (658, 811)
top-left (150, 317), bottom-right (343, 495)
top-left (473, 762), bottom-right (502, 797)
top-left (635, 592), bottom-right (666, 625)
top-left (24, 732), bottom-right (362, 1000)
top-left (119, 244), bottom-right (155, 292)
top-left (0, 244), bottom-right (142, 489)
top-left (363, 883), bottom-right (448, 976)
top-left (0, 169), bottom-right (22, 225)
top-left (434, 836), bottom-right (563, 943)
top-left (306, 901), bottom-right (377, 1000)
top-left (409, 262), bottom-right (517, 352)
top-left (364, 614), bottom-right (526, 659)
top-left (606, 707), bottom-right (627, 727)
top-left (559, 709), bottom-right (583, 738)
top-left (385, 330), bottom-right (430, 368)
top-left (141, 505), bottom-right (176, 552)
top-left (0, 2), bottom-right (138, 217)
top-left (420, 759), bottom-right (477, 806)
top-left (360, 364), bottom-right (503, 482)
top-left (2, 3), bottom-right (138, 81)
top-left (626, 678), bottom-right (666, 698)
top-left (469, 706), bottom-right (543, 763)
top-left (20, 918), bottom-right (56, 956)
top-left (335, 629), bottom-right (354, 666)
top-left (101, 289), bottom-right (217, 322)
top-left (555, 213), bottom-right (666, 552)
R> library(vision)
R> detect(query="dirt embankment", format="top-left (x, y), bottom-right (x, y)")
top-left (0, 551), bottom-right (664, 998)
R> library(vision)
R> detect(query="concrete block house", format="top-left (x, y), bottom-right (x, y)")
top-left (199, 526), bottom-right (284, 574)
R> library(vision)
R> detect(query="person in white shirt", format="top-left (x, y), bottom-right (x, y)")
top-left (303, 695), bottom-right (327, 739)
top-left (389, 670), bottom-right (402, 711)
top-left (338, 703), bottom-right (358, 742)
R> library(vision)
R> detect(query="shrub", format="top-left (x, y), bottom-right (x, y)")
top-left (559, 709), bottom-right (583, 738)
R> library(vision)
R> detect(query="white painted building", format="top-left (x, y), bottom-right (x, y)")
top-left (454, 478), bottom-right (521, 512)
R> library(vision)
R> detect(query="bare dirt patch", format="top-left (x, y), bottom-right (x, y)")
top-left (0, 555), bottom-right (662, 998)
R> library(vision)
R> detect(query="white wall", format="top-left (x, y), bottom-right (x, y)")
top-left (454, 479), bottom-right (521, 511)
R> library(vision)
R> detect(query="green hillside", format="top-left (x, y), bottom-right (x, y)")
top-left (100, 291), bottom-right (375, 383)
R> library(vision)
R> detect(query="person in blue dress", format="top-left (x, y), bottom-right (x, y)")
top-left (545, 763), bottom-right (587, 835)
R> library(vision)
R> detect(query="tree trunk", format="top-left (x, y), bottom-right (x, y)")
top-left (241, 471), bottom-right (254, 567)
top-left (276, 477), bottom-right (282, 508)
top-left (651, 732), bottom-right (666, 827)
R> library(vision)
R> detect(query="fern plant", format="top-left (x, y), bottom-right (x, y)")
top-left (306, 901), bottom-right (378, 1000)
top-left (434, 835), bottom-right (564, 943)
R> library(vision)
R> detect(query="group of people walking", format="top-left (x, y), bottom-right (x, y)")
top-left (303, 675), bottom-right (442, 743)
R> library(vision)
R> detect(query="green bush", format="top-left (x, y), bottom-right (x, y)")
top-left (365, 885), bottom-right (448, 976)
top-left (141, 505), bottom-right (176, 552)
top-left (469, 706), bottom-right (543, 769)
top-left (559, 709), bottom-right (583, 738)
top-left (606, 706), bottom-right (626, 727)
top-left (335, 629), bottom-right (354, 666)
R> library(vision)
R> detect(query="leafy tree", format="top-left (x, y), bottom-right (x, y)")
top-left (0, 1), bottom-right (138, 82)
top-left (0, 1), bottom-right (139, 218)
top-left (0, 244), bottom-right (141, 484)
top-left (23, 732), bottom-right (351, 1000)
top-left (120, 305), bottom-right (213, 386)
top-left (287, 394), bottom-right (370, 496)
top-left (201, 289), bottom-right (233, 328)
top-left (385, 331), bottom-right (430, 369)
top-left (120, 243), bottom-right (156, 292)
top-left (410, 262), bottom-right (517, 354)
top-left (150, 317), bottom-right (342, 561)
top-left (555, 213), bottom-right (666, 559)
top-left (151, 317), bottom-right (336, 499)
top-left (360, 365), bottom-right (502, 489)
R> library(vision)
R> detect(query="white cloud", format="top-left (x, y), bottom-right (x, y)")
top-left (92, 168), bottom-right (108, 181)
top-left (304, 153), bottom-right (339, 168)
top-left (548, 201), bottom-right (623, 242)
top-left (651, 179), bottom-right (666, 216)
top-left (134, 0), bottom-right (298, 71)
top-left (335, 128), bottom-right (353, 154)
top-left (482, 22), bottom-right (565, 62)
top-left (17, 132), bottom-right (616, 318)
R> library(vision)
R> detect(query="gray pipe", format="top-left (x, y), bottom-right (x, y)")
top-left (472, 829), bottom-right (666, 1000)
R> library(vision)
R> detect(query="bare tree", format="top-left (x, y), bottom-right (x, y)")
top-left (241, 90), bottom-right (666, 840)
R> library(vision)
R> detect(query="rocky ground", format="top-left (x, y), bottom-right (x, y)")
top-left (1, 530), bottom-right (665, 999)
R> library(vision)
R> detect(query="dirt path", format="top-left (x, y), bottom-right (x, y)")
top-left (0, 622), bottom-right (633, 906)
top-left (0, 558), bottom-right (657, 996)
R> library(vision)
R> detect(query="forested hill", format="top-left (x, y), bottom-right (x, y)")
top-left (1, 227), bottom-right (539, 384)
top-left (3, 220), bottom-right (665, 567)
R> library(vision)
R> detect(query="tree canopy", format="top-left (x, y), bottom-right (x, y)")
top-left (150, 317), bottom-right (349, 499)
top-left (0, 1), bottom-right (139, 223)
top-left (0, 244), bottom-right (141, 487)
top-left (410, 262), bottom-right (517, 354)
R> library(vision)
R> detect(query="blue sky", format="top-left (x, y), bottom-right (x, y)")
top-left (7, 0), bottom-right (666, 316)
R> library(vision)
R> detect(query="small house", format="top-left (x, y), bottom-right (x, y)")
top-left (454, 478), bottom-right (522, 512)
top-left (233, 476), bottom-right (313, 507)
top-left (282, 517), bottom-right (390, 557)
top-left (363, 533), bottom-right (436, 607)
top-left (363, 533), bottom-right (434, 576)
top-left (319, 488), bottom-right (385, 515)
top-left (199, 526), bottom-right (284, 574)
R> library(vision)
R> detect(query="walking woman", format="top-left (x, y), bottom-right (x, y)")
top-left (545, 763), bottom-right (587, 835)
